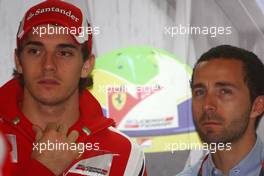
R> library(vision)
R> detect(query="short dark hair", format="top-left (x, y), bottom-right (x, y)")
top-left (190, 45), bottom-right (264, 128)
top-left (14, 41), bottom-right (93, 92)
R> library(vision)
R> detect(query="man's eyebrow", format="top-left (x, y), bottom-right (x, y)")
top-left (191, 83), bottom-right (205, 89)
top-left (215, 81), bottom-right (238, 89)
top-left (23, 41), bottom-right (43, 47)
top-left (57, 43), bottom-right (78, 49)
top-left (191, 81), bottom-right (238, 90)
top-left (22, 42), bottom-right (78, 49)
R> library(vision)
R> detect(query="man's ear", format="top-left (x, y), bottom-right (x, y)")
top-left (81, 54), bottom-right (95, 78)
top-left (250, 95), bottom-right (264, 119)
top-left (14, 49), bottom-right (23, 74)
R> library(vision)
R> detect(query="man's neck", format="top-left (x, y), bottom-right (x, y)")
top-left (21, 89), bottom-right (80, 130)
top-left (212, 131), bottom-right (256, 175)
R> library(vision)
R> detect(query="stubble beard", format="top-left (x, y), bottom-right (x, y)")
top-left (194, 109), bottom-right (250, 144)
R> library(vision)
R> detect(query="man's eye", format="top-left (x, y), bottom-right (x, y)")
top-left (27, 48), bottom-right (41, 55)
top-left (193, 89), bottom-right (205, 97)
top-left (220, 88), bottom-right (232, 95)
top-left (58, 50), bottom-right (73, 57)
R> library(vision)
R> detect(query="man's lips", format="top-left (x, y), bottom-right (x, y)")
top-left (202, 121), bottom-right (222, 127)
top-left (38, 79), bottom-right (60, 85)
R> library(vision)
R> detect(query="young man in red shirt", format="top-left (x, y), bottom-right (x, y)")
top-left (0, 0), bottom-right (146, 175)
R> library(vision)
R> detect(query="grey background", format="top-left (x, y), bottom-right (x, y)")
top-left (0, 0), bottom-right (263, 175)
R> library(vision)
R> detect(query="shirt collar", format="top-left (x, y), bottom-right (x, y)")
top-left (206, 136), bottom-right (263, 175)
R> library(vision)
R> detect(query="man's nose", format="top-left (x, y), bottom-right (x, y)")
top-left (42, 53), bottom-right (57, 72)
top-left (203, 94), bottom-right (217, 114)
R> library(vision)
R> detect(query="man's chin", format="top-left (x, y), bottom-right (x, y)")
top-left (34, 95), bottom-right (64, 106)
top-left (199, 131), bottom-right (225, 143)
